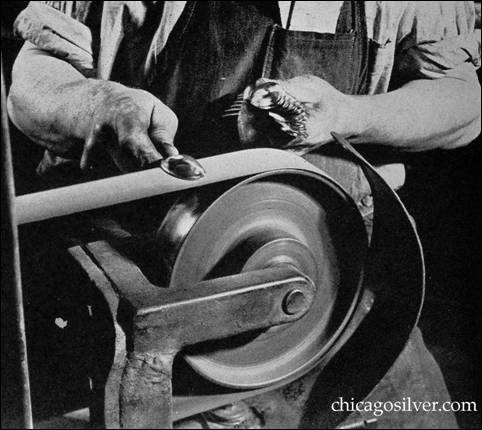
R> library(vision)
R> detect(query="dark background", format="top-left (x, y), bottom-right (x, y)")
top-left (1, 2), bottom-right (481, 428)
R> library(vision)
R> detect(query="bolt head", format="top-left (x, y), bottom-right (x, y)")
top-left (283, 289), bottom-right (307, 315)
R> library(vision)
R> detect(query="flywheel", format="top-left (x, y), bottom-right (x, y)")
top-left (156, 170), bottom-right (368, 388)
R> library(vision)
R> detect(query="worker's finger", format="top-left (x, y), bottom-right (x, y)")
top-left (118, 132), bottom-right (163, 171)
top-left (281, 75), bottom-right (334, 103)
top-left (157, 141), bottom-right (179, 158)
top-left (80, 123), bottom-right (102, 171)
top-left (150, 99), bottom-right (179, 156)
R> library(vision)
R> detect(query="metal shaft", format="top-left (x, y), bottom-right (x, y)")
top-left (1, 59), bottom-right (33, 428)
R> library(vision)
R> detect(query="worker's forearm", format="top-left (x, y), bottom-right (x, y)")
top-left (348, 78), bottom-right (481, 151)
top-left (8, 44), bottom-right (179, 171)
top-left (7, 44), bottom-right (118, 156)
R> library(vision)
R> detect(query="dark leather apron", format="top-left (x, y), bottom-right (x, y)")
top-left (145, 0), bottom-right (373, 211)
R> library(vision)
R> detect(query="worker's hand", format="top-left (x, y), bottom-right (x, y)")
top-left (80, 83), bottom-right (179, 172)
top-left (246, 75), bottom-right (358, 155)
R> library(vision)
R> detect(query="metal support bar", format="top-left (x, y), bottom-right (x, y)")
top-left (133, 265), bottom-right (315, 352)
top-left (1, 59), bottom-right (33, 429)
top-left (125, 268), bottom-right (314, 428)
top-left (81, 240), bottom-right (314, 428)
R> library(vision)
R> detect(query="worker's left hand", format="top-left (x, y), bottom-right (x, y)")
top-left (245, 75), bottom-right (358, 155)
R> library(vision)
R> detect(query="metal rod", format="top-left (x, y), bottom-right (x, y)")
top-left (1, 58), bottom-right (34, 429)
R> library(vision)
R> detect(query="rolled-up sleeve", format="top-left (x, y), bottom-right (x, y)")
top-left (394, 1), bottom-right (480, 83)
top-left (14, 1), bottom-right (95, 72)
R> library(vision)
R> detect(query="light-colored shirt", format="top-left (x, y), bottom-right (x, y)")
top-left (13, 1), bottom-right (481, 189)
top-left (278, 1), bottom-right (343, 32)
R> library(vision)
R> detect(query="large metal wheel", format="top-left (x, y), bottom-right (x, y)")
top-left (157, 170), bottom-right (368, 388)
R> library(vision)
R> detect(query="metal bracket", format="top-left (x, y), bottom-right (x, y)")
top-left (74, 240), bottom-right (314, 428)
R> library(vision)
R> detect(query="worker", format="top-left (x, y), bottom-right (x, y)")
top-left (7, 1), bottom-right (481, 428)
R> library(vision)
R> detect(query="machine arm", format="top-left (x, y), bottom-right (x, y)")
top-left (80, 240), bottom-right (314, 428)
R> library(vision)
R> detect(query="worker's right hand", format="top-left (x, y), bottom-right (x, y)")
top-left (80, 83), bottom-right (179, 172)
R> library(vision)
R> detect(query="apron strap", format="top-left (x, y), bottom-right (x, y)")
top-left (285, 1), bottom-right (296, 30)
top-left (336, 1), bottom-right (370, 94)
top-left (336, 1), bottom-right (366, 34)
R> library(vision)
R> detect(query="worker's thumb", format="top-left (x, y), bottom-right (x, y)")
top-left (150, 99), bottom-right (179, 158)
